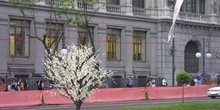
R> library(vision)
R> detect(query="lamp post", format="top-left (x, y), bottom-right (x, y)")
top-left (195, 38), bottom-right (211, 81)
top-left (61, 47), bottom-right (68, 55)
top-left (169, 37), bottom-right (175, 87)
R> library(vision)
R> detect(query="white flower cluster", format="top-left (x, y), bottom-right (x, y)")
top-left (44, 44), bottom-right (112, 102)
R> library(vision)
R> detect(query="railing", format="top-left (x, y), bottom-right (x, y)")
top-left (179, 12), bottom-right (211, 22)
top-left (106, 4), bottom-right (121, 13)
top-left (1, 0), bottom-right (220, 24)
top-left (45, 0), bottom-right (64, 6)
top-left (77, 2), bottom-right (94, 10)
top-left (133, 7), bottom-right (146, 16)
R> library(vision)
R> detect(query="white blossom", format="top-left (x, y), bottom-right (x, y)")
top-left (44, 44), bottom-right (112, 102)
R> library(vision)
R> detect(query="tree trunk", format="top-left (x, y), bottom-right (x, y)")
top-left (75, 100), bottom-right (83, 110)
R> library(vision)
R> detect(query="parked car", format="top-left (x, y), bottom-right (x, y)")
top-left (207, 86), bottom-right (220, 99)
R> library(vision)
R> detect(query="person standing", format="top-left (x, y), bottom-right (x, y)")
top-left (162, 78), bottom-right (167, 87)
top-left (217, 75), bottom-right (220, 86)
top-left (151, 78), bottom-right (156, 87)
top-left (194, 77), bottom-right (198, 86)
top-left (126, 77), bottom-right (133, 87)
top-left (147, 78), bottom-right (152, 87)
top-left (17, 79), bottom-right (22, 91)
top-left (37, 80), bottom-right (43, 90)
top-left (7, 82), bottom-right (12, 91)
top-left (24, 79), bottom-right (29, 90)
top-left (147, 78), bottom-right (156, 87)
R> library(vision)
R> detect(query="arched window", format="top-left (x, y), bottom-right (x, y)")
top-left (184, 41), bottom-right (199, 73)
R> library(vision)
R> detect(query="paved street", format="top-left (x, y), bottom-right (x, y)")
top-left (1, 97), bottom-right (220, 110)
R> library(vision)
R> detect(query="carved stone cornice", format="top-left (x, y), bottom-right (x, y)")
top-left (160, 20), bottom-right (220, 36)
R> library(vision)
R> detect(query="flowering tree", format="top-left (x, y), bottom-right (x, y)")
top-left (44, 44), bottom-right (112, 110)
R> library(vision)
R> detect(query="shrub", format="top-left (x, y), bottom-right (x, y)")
top-left (176, 71), bottom-right (192, 85)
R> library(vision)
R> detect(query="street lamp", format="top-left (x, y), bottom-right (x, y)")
top-left (61, 48), bottom-right (68, 55)
top-left (195, 37), bottom-right (211, 75)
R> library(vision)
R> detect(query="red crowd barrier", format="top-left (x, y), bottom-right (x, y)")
top-left (0, 85), bottom-right (215, 108)
top-left (85, 87), bottom-right (145, 103)
top-left (42, 90), bottom-right (72, 105)
top-left (146, 85), bottom-right (215, 100)
top-left (41, 88), bottom-right (146, 105)
top-left (0, 90), bottom-right (42, 108)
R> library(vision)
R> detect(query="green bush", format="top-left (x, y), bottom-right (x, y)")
top-left (176, 71), bottom-right (192, 84)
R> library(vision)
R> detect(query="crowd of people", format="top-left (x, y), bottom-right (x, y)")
top-left (0, 79), bottom-right (29, 92)
top-left (0, 78), bottom-right (48, 92)
top-left (126, 75), bottom-right (220, 88)
top-left (1, 75), bottom-right (220, 91)
top-left (126, 77), bottom-right (167, 88)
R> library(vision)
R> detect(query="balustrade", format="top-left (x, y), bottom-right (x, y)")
top-left (1, 0), bottom-right (220, 24)
top-left (106, 4), bottom-right (121, 13)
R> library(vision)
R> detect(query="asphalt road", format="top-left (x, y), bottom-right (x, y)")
top-left (1, 97), bottom-right (220, 110)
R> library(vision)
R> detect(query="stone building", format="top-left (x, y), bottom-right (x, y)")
top-left (0, 0), bottom-right (220, 87)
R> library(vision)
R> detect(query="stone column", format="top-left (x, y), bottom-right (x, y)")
top-left (97, 24), bottom-right (107, 68)
top-left (124, 0), bottom-right (133, 16)
top-left (146, 0), bottom-right (156, 8)
top-left (124, 26), bottom-right (133, 78)
top-left (209, 0), bottom-right (218, 14)
top-left (158, 0), bottom-right (170, 9)
top-left (209, 0), bottom-right (218, 23)
top-left (157, 0), bottom-right (172, 18)
top-left (34, 16), bottom-right (46, 74)
top-left (149, 32), bottom-right (157, 76)
top-left (67, 25), bottom-right (78, 46)
top-left (36, 0), bottom-right (46, 5)
top-left (74, 0), bottom-right (78, 10)
top-left (97, 24), bottom-right (108, 87)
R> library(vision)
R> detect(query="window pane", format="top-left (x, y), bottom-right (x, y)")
top-left (46, 23), bottom-right (63, 52)
top-left (78, 27), bottom-right (94, 46)
top-left (110, 0), bottom-right (120, 5)
top-left (106, 28), bottom-right (121, 60)
top-left (132, 0), bottom-right (144, 8)
top-left (133, 31), bottom-right (146, 61)
top-left (186, 0), bottom-right (192, 12)
top-left (186, 0), bottom-right (196, 13)
top-left (199, 0), bottom-right (205, 14)
top-left (9, 20), bottom-right (29, 57)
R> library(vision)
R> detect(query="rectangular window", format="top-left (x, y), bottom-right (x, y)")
top-left (45, 23), bottom-right (64, 52)
top-left (199, 0), bottom-right (205, 14)
top-left (133, 31), bottom-right (146, 61)
top-left (78, 27), bottom-right (94, 46)
top-left (10, 20), bottom-right (30, 57)
top-left (132, 0), bottom-right (144, 8)
top-left (106, 29), bottom-right (121, 60)
top-left (186, 0), bottom-right (197, 13)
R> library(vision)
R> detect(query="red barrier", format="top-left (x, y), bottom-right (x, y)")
top-left (42, 88), bottom-right (146, 105)
top-left (0, 85), bottom-right (215, 107)
top-left (146, 85), bottom-right (215, 100)
top-left (42, 90), bottom-right (73, 105)
top-left (0, 91), bottom-right (42, 108)
top-left (85, 88), bottom-right (145, 103)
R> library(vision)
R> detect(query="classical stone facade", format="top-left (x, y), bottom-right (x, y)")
top-left (0, 0), bottom-right (220, 87)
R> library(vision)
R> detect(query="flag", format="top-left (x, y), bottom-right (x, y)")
top-left (163, 0), bottom-right (184, 43)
